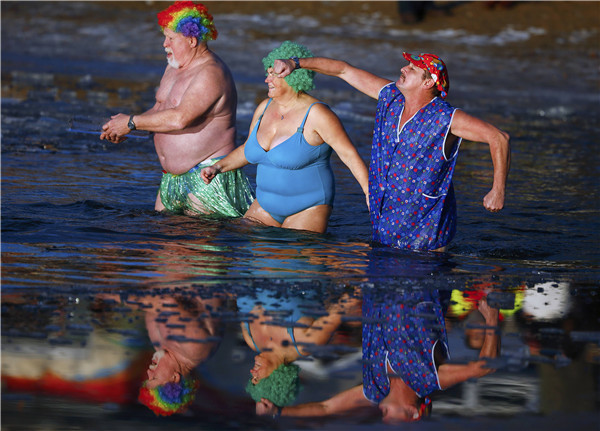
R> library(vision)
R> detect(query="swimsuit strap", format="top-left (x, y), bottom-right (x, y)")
top-left (244, 321), bottom-right (261, 353)
top-left (245, 321), bottom-right (305, 356)
top-left (297, 102), bottom-right (327, 133)
top-left (287, 327), bottom-right (306, 356)
top-left (259, 98), bottom-right (273, 121)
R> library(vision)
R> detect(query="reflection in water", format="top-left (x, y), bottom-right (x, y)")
top-left (2, 1), bottom-right (599, 429)
top-left (2, 276), bottom-right (600, 428)
top-left (238, 284), bottom-right (360, 406)
top-left (255, 286), bottom-right (501, 423)
top-left (2, 293), bottom-right (150, 406)
top-left (98, 290), bottom-right (224, 415)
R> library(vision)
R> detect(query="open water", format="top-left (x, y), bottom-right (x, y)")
top-left (1, 2), bottom-right (599, 430)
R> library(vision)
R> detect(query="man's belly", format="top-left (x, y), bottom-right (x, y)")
top-left (155, 135), bottom-right (234, 175)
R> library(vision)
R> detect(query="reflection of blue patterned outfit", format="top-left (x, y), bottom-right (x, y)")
top-left (244, 99), bottom-right (334, 223)
top-left (369, 83), bottom-right (461, 250)
top-left (362, 289), bottom-right (449, 402)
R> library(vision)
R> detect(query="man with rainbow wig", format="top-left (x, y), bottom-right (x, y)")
top-left (101, 1), bottom-right (253, 217)
top-left (275, 52), bottom-right (510, 252)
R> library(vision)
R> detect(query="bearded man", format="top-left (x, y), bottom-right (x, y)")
top-left (101, 1), bottom-right (253, 216)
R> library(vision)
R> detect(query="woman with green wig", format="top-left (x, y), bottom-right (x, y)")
top-left (201, 41), bottom-right (369, 233)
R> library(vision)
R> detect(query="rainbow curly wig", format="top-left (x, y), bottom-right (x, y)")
top-left (262, 41), bottom-right (315, 93)
top-left (245, 363), bottom-right (300, 407)
top-left (138, 377), bottom-right (200, 416)
top-left (157, 1), bottom-right (217, 41)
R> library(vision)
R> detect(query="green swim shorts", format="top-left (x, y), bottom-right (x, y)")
top-left (159, 157), bottom-right (254, 218)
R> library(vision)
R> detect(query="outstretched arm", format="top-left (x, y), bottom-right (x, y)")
top-left (274, 57), bottom-right (391, 100)
top-left (438, 297), bottom-right (500, 389)
top-left (256, 384), bottom-right (370, 418)
top-left (450, 110), bottom-right (511, 212)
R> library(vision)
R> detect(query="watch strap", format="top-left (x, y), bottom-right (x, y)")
top-left (290, 56), bottom-right (301, 70)
top-left (128, 115), bottom-right (136, 131)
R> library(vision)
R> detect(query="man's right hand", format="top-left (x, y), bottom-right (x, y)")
top-left (273, 59), bottom-right (294, 78)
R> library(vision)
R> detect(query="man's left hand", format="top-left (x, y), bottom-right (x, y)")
top-left (483, 189), bottom-right (504, 213)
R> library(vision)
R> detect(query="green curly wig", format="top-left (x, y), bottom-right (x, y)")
top-left (245, 363), bottom-right (300, 407)
top-left (262, 41), bottom-right (315, 93)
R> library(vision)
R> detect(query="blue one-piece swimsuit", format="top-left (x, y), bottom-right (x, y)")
top-left (244, 99), bottom-right (335, 223)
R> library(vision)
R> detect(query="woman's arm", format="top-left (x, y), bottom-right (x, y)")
top-left (201, 99), bottom-right (269, 183)
top-left (200, 144), bottom-right (249, 183)
top-left (295, 291), bottom-right (362, 347)
top-left (310, 104), bottom-right (369, 201)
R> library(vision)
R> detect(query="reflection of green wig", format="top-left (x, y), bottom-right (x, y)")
top-left (245, 363), bottom-right (300, 407)
top-left (262, 41), bottom-right (315, 93)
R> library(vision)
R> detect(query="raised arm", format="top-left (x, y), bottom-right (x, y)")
top-left (450, 110), bottom-right (511, 212)
top-left (437, 297), bottom-right (500, 389)
top-left (274, 57), bottom-right (391, 100)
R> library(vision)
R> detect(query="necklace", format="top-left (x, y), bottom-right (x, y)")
top-left (277, 97), bottom-right (300, 120)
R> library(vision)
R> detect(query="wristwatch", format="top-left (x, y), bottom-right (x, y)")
top-left (127, 115), bottom-right (136, 131)
top-left (290, 56), bottom-right (301, 70)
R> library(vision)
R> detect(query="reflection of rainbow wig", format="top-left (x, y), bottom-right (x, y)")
top-left (138, 377), bottom-right (200, 416)
top-left (262, 41), bottom-right (315, 93)
top-left (245, 363), bottom-right (300, 407)
top-left (157, 1), bottom-right (217, 41)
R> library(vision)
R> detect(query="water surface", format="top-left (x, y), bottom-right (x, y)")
top-left (2, 2), bottom-right (599, 430)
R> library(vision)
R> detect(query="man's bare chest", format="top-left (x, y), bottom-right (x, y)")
top-left (156, 72), bottom-right (194, 106)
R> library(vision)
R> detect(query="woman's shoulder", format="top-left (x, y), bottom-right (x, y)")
top-left (256, 98), bottom-right (271, 110)
top-left (301, 96), bottom-right (332, 116)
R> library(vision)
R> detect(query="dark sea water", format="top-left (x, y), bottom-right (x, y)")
top-left (2, 2), bottom-right (599, 430)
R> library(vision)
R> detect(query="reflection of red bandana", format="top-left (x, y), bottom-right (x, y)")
top-left (403, 52), bottom-right (449, 98)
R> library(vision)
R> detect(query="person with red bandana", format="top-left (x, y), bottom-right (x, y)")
top-left (101, 2), bottom-right (253, 217)
top-left (275, 53), bottom-right (510, 252)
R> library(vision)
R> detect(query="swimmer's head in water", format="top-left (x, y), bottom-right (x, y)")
top-left (157, 1), bottom-right (217, 42)
top-left (263, 41), bottom-right (315, 93)
top-left (138, 375), bottom-right (200, 416)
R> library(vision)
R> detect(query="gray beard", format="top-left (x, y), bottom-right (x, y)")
top-left (167, 55), bottom-right (180, 69)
